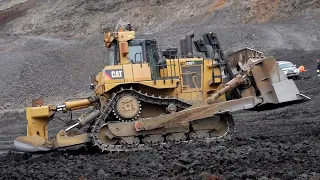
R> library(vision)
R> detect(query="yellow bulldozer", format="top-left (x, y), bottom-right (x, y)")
top-left (14, 24), bottom-right (310, 152)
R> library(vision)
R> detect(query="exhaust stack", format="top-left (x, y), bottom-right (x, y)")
top-left (180, 36), bottom-right (187, 57)
top-left (180, 31), bottom-right (195, 58)
top-left (185, 30), bottom-right (194, 58)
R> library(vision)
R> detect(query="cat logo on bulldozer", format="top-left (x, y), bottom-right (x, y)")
top-left (105, 69), bottom-right (124, 79)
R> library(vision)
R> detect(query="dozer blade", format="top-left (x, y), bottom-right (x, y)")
top-left (14, 136), bottom-right (52, 152)
top-left (14, 130), bottom-right (91, 153)
top-left (227, 48), bottom-right (309, 104)
top-left (250, 56), bottom-right (309, 105)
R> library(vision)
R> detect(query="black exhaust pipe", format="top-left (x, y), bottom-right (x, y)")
top-left (180, 36), bottom-right (187, 57)
top-left (185, 30), bottom-right (194, 58)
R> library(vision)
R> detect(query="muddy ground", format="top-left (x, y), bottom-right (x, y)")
top-left (0, 73), bottom-right (320, 180)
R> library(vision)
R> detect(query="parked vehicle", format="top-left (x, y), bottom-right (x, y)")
top-left (277, 61), bottom-right (300, 79)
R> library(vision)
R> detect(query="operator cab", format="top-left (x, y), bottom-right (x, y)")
top-left (106, 24), bottom-right (178, 68)
top-left (110, 39), bottom-right (162, 65)
top-left (107, 31), bottom-right (180, 80)
top-left (104, 24), bottom-right (228, 84)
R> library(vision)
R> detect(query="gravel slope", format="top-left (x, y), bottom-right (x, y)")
top-left (0, 0), bottom-right (319, 110)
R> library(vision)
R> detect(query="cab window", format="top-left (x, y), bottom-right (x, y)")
top-left (128, 45), bottom-right (143, 63)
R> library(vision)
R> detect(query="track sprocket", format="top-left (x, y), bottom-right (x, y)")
top-left (114, 94), bottom-right (141, 121)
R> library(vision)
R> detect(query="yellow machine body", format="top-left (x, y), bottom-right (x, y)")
top-left (95, 30), bottom-right (226, 104)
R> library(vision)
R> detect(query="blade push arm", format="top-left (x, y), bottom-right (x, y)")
top-left (206, 74), bottom-right (247, 104)
top-left (56, 96), bottom-right (99, 111)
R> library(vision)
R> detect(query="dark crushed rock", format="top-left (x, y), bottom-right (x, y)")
top-left (1, 131), bottom-right (320, 179)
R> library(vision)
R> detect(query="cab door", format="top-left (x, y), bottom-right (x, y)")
top-left (125, 44), bottom-right (152, 82)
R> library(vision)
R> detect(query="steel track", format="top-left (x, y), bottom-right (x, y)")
top-left (87, 88), bottom-right (235, 152)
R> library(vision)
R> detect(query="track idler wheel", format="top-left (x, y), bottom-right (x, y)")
top-left (189, 131), bottom-right (210, 140)
top-left (119, 136), bottom-right (140, 146)
top-left (98, 124), bottom-right (118, 145)
top-left (142, 134), bottom-right (164, 145)
top-left (209, 114), bottom-right (235, 139)
top-left (165, 133), bottom-right (187, 143)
